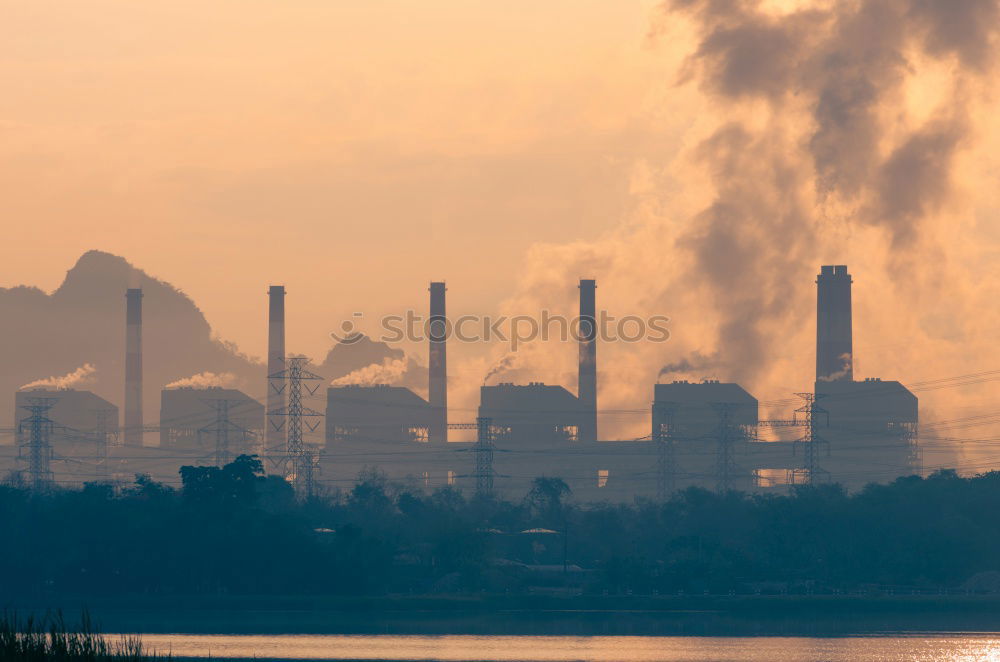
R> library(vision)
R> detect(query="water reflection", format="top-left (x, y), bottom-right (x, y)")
top-left (137, 633), bottom-right (1000, 661)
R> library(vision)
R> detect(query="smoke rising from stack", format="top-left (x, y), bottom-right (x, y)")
top-left (483, 354), bottom-right (519, 385)
top-left (816, 265), bottom-right (854, 382)
top-left (657, 354), bottom-right (713, 382)
top-left (165, 371), bottom-right (237, 389)
top-left (331, 358), bottom-right (409, 387)
top-left (452, 0), bottom-right (999, 446)
top-left (20, 363), bottom-right (97, 391)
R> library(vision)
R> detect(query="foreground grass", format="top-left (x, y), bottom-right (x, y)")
top-left (0, 612), bottom-right (167, 661)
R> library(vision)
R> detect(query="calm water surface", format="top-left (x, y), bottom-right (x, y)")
top-left (137, 633), bottom-right (1000, 661)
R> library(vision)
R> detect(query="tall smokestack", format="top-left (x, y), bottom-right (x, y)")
top-left (267, 285), bottom-right (286, 450)
top-left (578, 279), bottom-right (597, 442)
top-left (428, 282), bottom-right (448, 443)
top-left (124, 288), bottom-right (143, 445)
top-left (816, 265), bottom-right (853, 382)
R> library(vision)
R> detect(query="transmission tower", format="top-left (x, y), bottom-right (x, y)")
top-left (792, 392), bottom-right (829, 485)
top-left (711, 402), bottom-right (742, 494)
top-left (268, 357), bottom-right (324, 498)
top-left (18, 398), bottom-right (57, 491)
top-left (92, 408), bottom-right (117, 482)
top-left (474, 417), bottom-right (495, 496)
top-left (652, 401), bottom-right (678, 501)
top-left (899, 421), bottom-right (921, 476)
top-left (199, 399), bottom-right (249, 467)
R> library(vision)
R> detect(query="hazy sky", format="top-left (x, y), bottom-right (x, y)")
top-left (3, 0), bottom-right (1000, 461)
top-left (0, 0), bottom-right (665, 360)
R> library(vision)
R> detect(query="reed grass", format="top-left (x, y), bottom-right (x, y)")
top-left (0, 611), bottom-right (167, 661)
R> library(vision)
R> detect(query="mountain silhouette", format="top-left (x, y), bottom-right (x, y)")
top-left (1, 250), bottom-right (261, 430)
top-left (1, 251), bottom-right (426, 432)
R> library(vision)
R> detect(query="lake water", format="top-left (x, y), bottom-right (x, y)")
top-left (138, 633), bottom-right (1000, 661)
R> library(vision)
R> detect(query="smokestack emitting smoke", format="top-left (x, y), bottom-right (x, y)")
top-left (124, 288), bottom-right (142, 445)
top-left (428, 282), bottom-right (447, 443)
top-left (267, 285), bottom-right (286, 450)
top-left (482, 0), bottom-right (1000, 444)
top-left (816, 265), bottom-right (853, 383)
top-left (578, 279), bottom-right (597, 442)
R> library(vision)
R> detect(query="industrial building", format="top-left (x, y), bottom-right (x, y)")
top-left (159, 387), bottom-right (264, 455)
top-left (11, 388), bottom-right (118, 486)
top-left (651, 380), bottom-right (761, 494)
top-left (814, 378), bottom-right (919, 490)
top-left (14, 388), bottom-right (117, 446)
top-left (326, 385), bottom-right (434, 444)
top-left (319, 285), bottom-right (458, 491)
top-left (479, 383), bottom-right (584, 445)
top-left (2, 264), bottom-right (922, 500)
top-left (809, 265), bottom-right (920, 489)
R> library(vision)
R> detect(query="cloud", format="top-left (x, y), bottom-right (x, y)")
top-left (449, 0), bottom-right (1000, 469)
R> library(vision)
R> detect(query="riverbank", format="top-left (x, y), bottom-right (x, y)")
top-left (9, 594), bottom-right (1000, 637)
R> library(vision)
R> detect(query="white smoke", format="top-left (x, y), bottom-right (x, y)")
top-left (165, 371), bottom-right (237, 389)
top-left (20, 363), bottom-right (97, 390)
top-left (818, 353), bottom-right (853, 383)
top-left (331, 358), bottom-right (408, 387)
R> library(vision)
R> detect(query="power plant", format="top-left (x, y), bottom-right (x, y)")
top-left (2, 265), bottom-right (920, 499)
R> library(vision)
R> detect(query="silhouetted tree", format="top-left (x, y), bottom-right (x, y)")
top-left (180, 454), bottom-right (264, 506)
top-left (5, 468), bottom-right (1000, 597)
top-left (526, 476), bottom-right (571, 525)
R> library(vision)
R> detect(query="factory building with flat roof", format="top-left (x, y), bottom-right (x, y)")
top-left (159, 387), bottom-right (263, 453)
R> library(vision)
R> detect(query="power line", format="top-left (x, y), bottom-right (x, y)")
top-left (268, 357), bottom-right (324, 499)
top-left (791, 393), bottom-right (829, 486)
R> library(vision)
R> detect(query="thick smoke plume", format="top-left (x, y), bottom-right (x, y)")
top-left (20, 363), bottom-right (97, 390)
top-left (165, 371), bottom-right (237, 389)
top-left (660, 0), bottom-right (997, 385)
top-left (452, 0), bottom-right (1000, 467)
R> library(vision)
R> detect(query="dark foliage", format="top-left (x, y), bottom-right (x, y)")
top-left (2, 459), bottom-right (999, 596)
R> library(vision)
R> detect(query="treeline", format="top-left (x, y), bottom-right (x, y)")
top-left (3, 456), bottom-right (1000, 597)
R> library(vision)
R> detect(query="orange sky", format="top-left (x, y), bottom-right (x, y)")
top-left (0, 0), bottom-right (666, 362)
top-left (3, 0), bottom-right (1000, 466)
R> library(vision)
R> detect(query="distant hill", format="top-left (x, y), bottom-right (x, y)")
top-left (0, 250), bottom-right (261, 429)
top-left (0, 251), bottom-right (426, 430)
